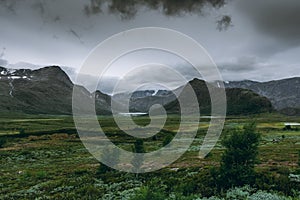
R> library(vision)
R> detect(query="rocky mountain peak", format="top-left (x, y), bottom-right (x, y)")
top-left (0, 65), bottom-right (111, 115)
top-left (31, 66), bottom-right (73, 86)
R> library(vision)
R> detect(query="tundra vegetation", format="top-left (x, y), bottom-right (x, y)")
top-left (0, 113), bottom-right (299, 199)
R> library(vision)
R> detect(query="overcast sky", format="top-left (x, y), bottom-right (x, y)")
top-left (0, 0), bottom-right (299, 93)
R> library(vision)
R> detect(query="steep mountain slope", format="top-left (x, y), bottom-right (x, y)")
top-left (112, 78), bottom-right (273, 115)
top-left (0, 66), bottom-right (111, 115)
top-left (164, 79), bottom-right (273, 115)
top-left (225, 77), bottom-right (300, 112)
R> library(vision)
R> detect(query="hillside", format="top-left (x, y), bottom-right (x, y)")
top-left (0, 66), bottom-right (290, 116)
top-left (0, 66), bottom-right (111, 115)
top-left (165, 79), bottom-right (273, 115)
top-left (225, 78), bottom-right (300, 114)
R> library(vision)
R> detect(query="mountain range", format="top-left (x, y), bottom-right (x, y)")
top-left (163, 79), bottom-right (273, 115)
top-left (112, 79), bottom-right (273, 115)
top-left (0, 65), bottom-right (298, 116)
top-left (225, 78), bottom-right (300, 115)
top-left (0, 66), bottom-right (111, 115)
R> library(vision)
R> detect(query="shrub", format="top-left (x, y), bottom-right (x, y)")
top-left (19, 128), bottom-right (25, 135)
top-left (97, 146), bottom-right (120, 174)
top-left (273, 173), bottom-right (295, 196)
top-left (225, 186), bottom-right (253, 200)
top-left (129, 186), bottom-right (166, 200)
top-left (131, 139), bottom-right (145, 173)
top-left (177, 179), bottom-right (199, 196)
top-left (248, 191), bottom-right (285, 200)
top-left (36, 171), bottom-right (48, 180)
top-left (77, 185), bottom-right (101, 198)
top-left (225, 187), bottom-right (290, 200)
top-left (254, 171), bottom-right (274, 191)
top-left (0, 137), bottom-right (7, 148)
top-left (162, 134), bottom-right (173, 146)
top-left (218, 123), bottom-right (260, 188)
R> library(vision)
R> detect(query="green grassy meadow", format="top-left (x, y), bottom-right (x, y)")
top-left (0, 114), bottom-right (299, 199)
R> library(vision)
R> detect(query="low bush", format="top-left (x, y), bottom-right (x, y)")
top-left (129, 186), bottom-right (167, 200)
top-left (0, 137), bottom-right (7, 148)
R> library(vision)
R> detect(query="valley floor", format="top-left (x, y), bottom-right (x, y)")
top-left (0, 114), bottom-right (299, 199)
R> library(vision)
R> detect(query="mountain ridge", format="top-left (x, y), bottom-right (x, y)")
top-left (163, 79), bottom-right (273, 115)
top-left (225, 77), bottom-right (300, 114)
top-left (0, 66), bottom-right (111, 115)
top-left (0, 65), bottom-right (298, 116)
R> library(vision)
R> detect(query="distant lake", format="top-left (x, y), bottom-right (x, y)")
top-left (117, 113), bottom-right (223, 118)
top-left (118, 112), bottom-right (148, 116)
top-left (201, 116), bottom-right (224, 119)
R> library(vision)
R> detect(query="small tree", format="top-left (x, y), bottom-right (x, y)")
top-left (97, 146), bottom-right (120, 174)
top-left (133, 139), bottom-right (145, 153)
top-left (219, 123), bottom-right (260, 188)
top-left (0, 137), bottom-right (7, 148)
top-left (162, 134), bottom-right (173, 147)
top-left (19, 128), bottom-right (25, 135)
top-left (131, 139), bottom-right (145, 173)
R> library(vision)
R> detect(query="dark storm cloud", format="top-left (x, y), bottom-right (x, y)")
top-left (0, 0), bottom-right (227, 21)
top-left (0, 0), bottom-right (299, 86)
top-left (236, 0), bottom-right (300, 46)
top-left (83, 0), bottom-right (227, 19)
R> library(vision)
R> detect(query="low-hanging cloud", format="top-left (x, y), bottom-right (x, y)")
top-left (0, 59), bottom-right (8, 67)
top-left (219, 56), bottom-right (259, 72)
